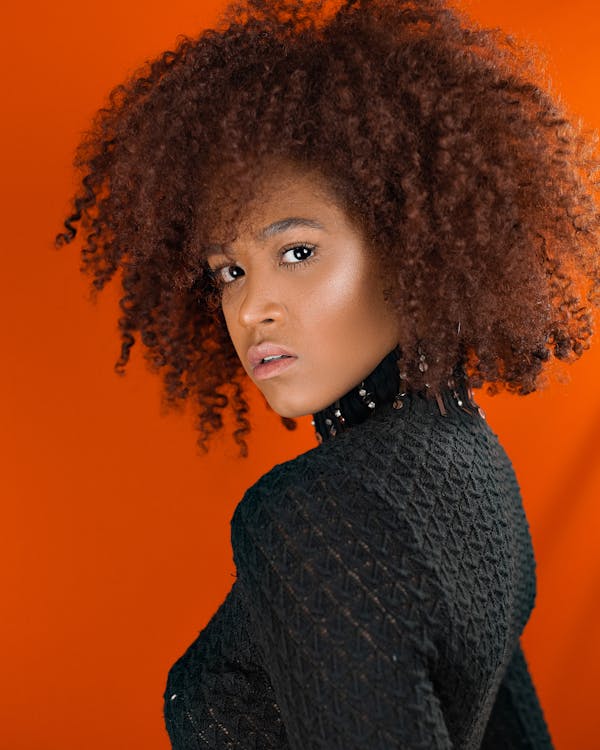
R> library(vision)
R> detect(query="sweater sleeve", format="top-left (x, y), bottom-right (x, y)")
top-left (230, 467), bottom-right (452, 750)
top-left (480, 640), bottom-right (554, 749)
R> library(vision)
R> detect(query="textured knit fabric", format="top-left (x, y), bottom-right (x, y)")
top-left (163, 380), bottom-right (554, 749)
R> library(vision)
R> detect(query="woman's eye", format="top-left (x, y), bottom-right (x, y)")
top-left (282, 243), bottom-right (316, 264)
top-left (210, 263), bottom-right (243, 285)
top-left (208, 244), bottom-right (317, 287)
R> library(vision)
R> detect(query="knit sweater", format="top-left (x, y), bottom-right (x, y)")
top-left (163, 372), bottom-right (554, 749)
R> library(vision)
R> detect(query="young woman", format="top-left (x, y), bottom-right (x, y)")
top-left (55, 0), bottom-right (600, 746)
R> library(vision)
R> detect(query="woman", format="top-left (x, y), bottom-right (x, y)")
top-left (54, 0), bottom-right (600, 746)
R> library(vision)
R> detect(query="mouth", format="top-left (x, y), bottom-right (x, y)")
top-left (252, 355), bottom-right (298, 380)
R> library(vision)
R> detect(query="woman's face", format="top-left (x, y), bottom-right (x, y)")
top-left (205, 164), bottom-right (400, 418)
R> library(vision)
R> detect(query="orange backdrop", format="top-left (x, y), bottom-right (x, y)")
top-left (2, 1), bottom-right (600, 748)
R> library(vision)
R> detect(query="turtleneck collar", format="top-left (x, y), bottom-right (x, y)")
top-left (311, 345), bottom-right (485, 444)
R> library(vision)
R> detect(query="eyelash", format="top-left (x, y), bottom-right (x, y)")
top-left (207, 243), bottom-right (319, 288)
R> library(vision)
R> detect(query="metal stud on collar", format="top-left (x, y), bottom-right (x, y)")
top-left (358, 382), bottom-right (376, 409)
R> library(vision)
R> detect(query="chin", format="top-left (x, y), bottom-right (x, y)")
top-left (269, 404), bottom-right (311, 419)
top-left (263, 393), bottom-right (315, 419)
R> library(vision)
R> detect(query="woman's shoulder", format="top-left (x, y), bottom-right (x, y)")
top-left (238, 396), bottom-right (504, 499)
top-left (228, 432), bottom-right (439, 611)
top-left (230, 399), bottom-right (506, 562)
top-left (229, 399), bottom-right (536, 660)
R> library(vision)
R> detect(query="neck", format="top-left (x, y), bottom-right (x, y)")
top-left (311, 345), bottom-right (481, 443)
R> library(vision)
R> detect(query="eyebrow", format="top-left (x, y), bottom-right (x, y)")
top-left (256, 216), bottom-right (325, 240)
top-left (204, 216), bottom-right (325, 260)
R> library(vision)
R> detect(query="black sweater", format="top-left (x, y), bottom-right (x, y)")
top-left (163, 377), bottom-right (554, 748)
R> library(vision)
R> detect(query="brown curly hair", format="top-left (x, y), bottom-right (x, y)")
top-left (54, 0), bottom-right (600, 458)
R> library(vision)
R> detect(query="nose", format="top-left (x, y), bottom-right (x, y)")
top-left (237, 270), bottom-right (286, 329)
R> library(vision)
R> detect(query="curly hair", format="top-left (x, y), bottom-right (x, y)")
top-left (54, 0), bottom-right (600, 458)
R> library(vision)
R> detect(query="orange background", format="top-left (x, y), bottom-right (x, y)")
top-left (2, 1), bottom-right (600, 748)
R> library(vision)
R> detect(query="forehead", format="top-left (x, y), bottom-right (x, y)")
top-left (239, 166), bottom-right (342, 227)
top-left (203, 161), bottom-right (359, 255)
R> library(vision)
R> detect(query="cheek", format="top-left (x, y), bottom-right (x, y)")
top-left (312, 263), bottom-right (384, 336)
top-left (306, 258), bottom-right (366, 316)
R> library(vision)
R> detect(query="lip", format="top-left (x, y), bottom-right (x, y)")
top-left (252, 355), bottom-right (298, 381)
top-left (247, 342), bottom-right (298, 370)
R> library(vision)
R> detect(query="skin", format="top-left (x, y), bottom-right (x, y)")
top-left (206, 163), bottom-right (401, 418)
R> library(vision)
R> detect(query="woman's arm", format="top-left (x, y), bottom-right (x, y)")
top-left (231, 467), bottom-right (453, 750)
